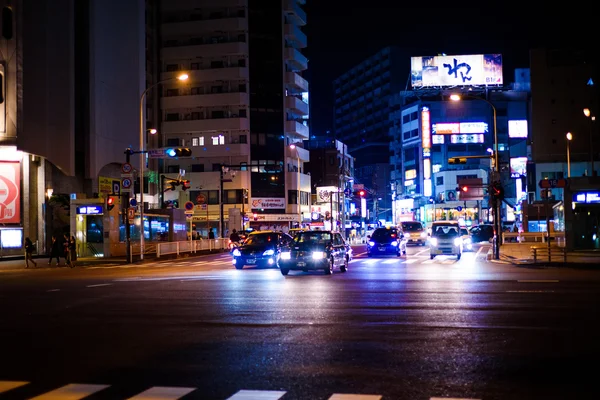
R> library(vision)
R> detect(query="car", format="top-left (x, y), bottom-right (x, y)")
top-left (469, 224), bottom-right (495, 243)
top-left (231, 231), bottom-right (293, 269)
top-left (429, 221), bottom-right (463, 260)
top-left (367, 227), bottom-right (407, 257)
top-left (400, 221), bottom-right (428, 245)
top-left (288, 228), bottom-right (306, 238)
top-left (460, 227), bottom-right (473, 251)
top-left (278, 230), bottom-right (350, 275)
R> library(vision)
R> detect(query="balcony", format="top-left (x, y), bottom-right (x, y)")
top-left (285, 120), bottom-right (309, 140)
top-left (285, 96), bottom-right (309, 117)
top-left (283, 0), bottom-right (307, 26)
top-left (162, 18), bottom-right (248, 36)
top-left (284, 24), bottom-right (307, 49)
top-left (162, 92), bottom-right (249, 109)
top-left (287, 144), bottom-right (310, 163)
top-left (284, 47), bottom-right (308, 72)
top-left (285, 71), bottom-right (308, 93)
top-left (191, 142), bottom-right (250, 158)
top-left (286, 171), bottom-right (310, 193)
top-left (161, 42), bottom-right (248, 60)
top-left (161, 67), bottom-right (248, 83)
top-left (162, 117), bottom-right (249, 134)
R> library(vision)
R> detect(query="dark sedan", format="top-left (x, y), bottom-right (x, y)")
top-left (367, 227), bottom-right (406, 257)
top-left (278, 230), bottom-right (349, 275)
top-left (231, 231), bottom-right (292, 269)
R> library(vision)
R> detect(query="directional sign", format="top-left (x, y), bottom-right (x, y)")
top-left (184, 201), bottom-right (194, 211)
top-left (539, 178), bottom-right (566, 189)
top-left (121, 163), bottom-right (133, 174)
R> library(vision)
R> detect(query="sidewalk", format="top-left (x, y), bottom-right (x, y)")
top-left (493, 243), bottom-right (600, 267)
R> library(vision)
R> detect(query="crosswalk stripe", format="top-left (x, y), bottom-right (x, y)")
top-left (226, 390), bottom-right (287, 400)
top-left (30, 383), bottom-right (110, 400)
top-left (329, 394), bottom-right (382, 400)
top-left (421, 259), bottom-right (435, 264)
top-left (0, 381), bottom-right (29, 394)
top-left (382, 259), bottom-right (398, 264)
top-left (127, 386), bottom-right (196, 399)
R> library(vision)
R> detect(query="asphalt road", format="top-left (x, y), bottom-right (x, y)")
top-left (1, 244), bottom-right (599, 400)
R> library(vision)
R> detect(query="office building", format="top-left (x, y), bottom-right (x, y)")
top-left (159, 0), bottom-right (310, 236)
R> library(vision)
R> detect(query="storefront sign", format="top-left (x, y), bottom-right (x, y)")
top-left (574, 192), bottom-right (600, 203)
top-left (249, 214), bottom-right (300, 222)
top-left (0, 161), bottom-right (20, 224)
top-left (77, 205), bottom-right (103, 215)
top-left (250, 197), bottom-right (285, 209)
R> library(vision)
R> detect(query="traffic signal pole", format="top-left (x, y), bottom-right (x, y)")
top-left (124, 148), bottom-right (133, 263)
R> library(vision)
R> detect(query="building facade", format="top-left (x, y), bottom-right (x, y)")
top-left (158, 0), bottom-right (310, 237)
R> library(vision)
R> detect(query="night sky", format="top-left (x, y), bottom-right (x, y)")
top-left (303, 1), bottom-right (596, 135)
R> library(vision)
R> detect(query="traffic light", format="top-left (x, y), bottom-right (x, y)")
top-left (166, 148), bottom-right (192, 158)
top-left (456, 185), bottom-right (468, 192)
top-left (107, 196), bottom-right (115, 211)
top-left (490, 182), bottom-right (504, 201)
top-left (448, 157), bottom-right (467, 164)
top-left (354, 189), bottom-right (366, 197)
top-left (180, 180), bottom-right (191, 191)
top-left (253, 213), bottom-right (258, 221)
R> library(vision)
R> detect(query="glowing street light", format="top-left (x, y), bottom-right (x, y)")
top-left (566, 132), bottom-right (573, 178)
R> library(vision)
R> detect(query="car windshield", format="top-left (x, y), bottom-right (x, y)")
top-left (293, 232), bottom-right (332, 245)
top-left (431, 225), bottom-right (460, 237)
top-left (371, 229), bottom-right (398, 241)
top-left (401, 222), bottom-right (423, 231)
top-left (460, 228), bottom-right (469, 236)
top-left (244, 233), bottom-right (278, 246)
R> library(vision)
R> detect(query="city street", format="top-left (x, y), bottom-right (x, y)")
top-left (1, 244), bottom-right (599, 399)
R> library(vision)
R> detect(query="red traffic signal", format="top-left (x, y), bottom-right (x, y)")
top-left (355, 189), bottom-right (366, 197)
top-left (456, 185), bottom-right (468, 192)
top-left (181, 180), bottom-right (191, 191)
top-left (107, 196), bottom-right (115, 211)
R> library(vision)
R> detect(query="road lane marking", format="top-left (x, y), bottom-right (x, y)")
top-left (0, 381), bottom-right (29, 394)
top-left (414, 249), bottom-right (429, 256)
top-left (329, 394), bottom-right (382, 400)
top-left (47, 289), bottom-right (60, 292)
top-left (127, 386), bottom-right (196, 399)
top-left (86, 284), bottom-right (112, 288)
top-left (31, 383), bottom-right (110, 400)
top-left (517, 280), bottom-right (559, 283)
top-left (422, 259), bottom-right (435, 264)
top-left (475, 246), bottom-right (484, 257)
top-left (404, 258), bottom-right (418, 264)
top-left (226, 390), bottom-right (287, 400)
top-left (382, 259), bottom-right (398, 264)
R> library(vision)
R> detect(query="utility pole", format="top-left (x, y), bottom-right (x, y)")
top-left (123, 148), bottom-right (133, 263)
top-left (220, 165), bottom-right (225, 238)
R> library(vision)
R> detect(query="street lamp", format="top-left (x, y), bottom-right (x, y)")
top-left (566, 132), bottom-right (573, 178)
top-left (583, 108), bottom-right (595, 175)
top-left (289, 143), bottom-right (302, 227)
top-left (139, 72), bottom-right (188, 259)
top-left (450, 93), bottom-right (500, 259)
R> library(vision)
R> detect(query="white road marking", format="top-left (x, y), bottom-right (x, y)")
top-left (0, 381), bottom-right (28, 394)
top-left (226, 390), bottom-right (287, 400)
top-left (414, 248), bottom-right (430, 256)
top-left (421, 259), bottom-right (435, 264)
top-left (404, 258), bottom-right (418, 264)
top-left (47, 289), bottom-right (61, 292)
top-left (517, 280), bottom-right (559, 283)
top-left (329, 395), bottom-right (382, 400)
top-left (475, 246), bottom-right (484, 257)
top-left (127, 386), bottom-right (196, 399)
top-left (382, 259), bottom-right (398, 264)
top-left (86, 284), bottom-right (112, 288)
top-left (30, 383), bottom-right (110, 400)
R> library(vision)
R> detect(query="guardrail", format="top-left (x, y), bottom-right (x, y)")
top-left (503, 232), bottom-right (565, 246)
top-left (531, 245), bottom-right (567, 263)
top-left (156, 239), bottom-right (228, 257)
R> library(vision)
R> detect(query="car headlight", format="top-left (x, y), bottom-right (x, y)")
top-left (391, 241), bottom-right (398, 247)
top-left (454, 238), bottom-right (462, 246)
top-left (368, 241), bottom-right (375, 247)
top-left (463, 237), bottom-right (472, 244)
top-left (404, 233), bottom-right (410, 238)
top-left (429, 237), bottom-right (438, 246)
top-left (420, 232), bottom-right (428, 238)
top-left (232, 249), bottom-right (241, 257)
top-left (280, 251), bottom-right (291, 260)
top-left (312, 251), bottom-right (325, 259)
top-left (263, 249), bottom-right (275, 256)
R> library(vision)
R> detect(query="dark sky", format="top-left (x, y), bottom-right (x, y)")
top-left (302, 1), bottom-right (596, 134)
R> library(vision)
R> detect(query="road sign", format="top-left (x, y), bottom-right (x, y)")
top-left (196, 194), bottom-right (206, 204)
top-left (184, 201), bottom-right (194, 211)
top-left (127, 207), bottom-right (135, 223)
top-left (129, 198), bottom-right (137, 207)
top-left (343, 188), bottom-right (352, 196)
top-left (539, 178), bottom-right (566, 189)
top-left (197, 204), bottom-right (208, 211)
top-left (121, 163), bottom-right (133, 174)
top-left (122, 177), bottom-right (132, 188)
top-left (112, 181), bottom-right (120, 195)
top-left (456, 206), bottom-right (463, 212)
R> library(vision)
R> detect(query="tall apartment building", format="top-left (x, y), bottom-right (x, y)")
top-left (158, 0), bottom-right (310, 236)
top-left (332, 46), bottom-right (406, 223)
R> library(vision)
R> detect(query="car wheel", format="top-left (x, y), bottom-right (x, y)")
top-left (457, 253), bottom-right (461, 260)
top-left (367, 252), bottom-right (372, 257)
top-left (234, 263), bottom-right (244, 270)
top-left (280, 268), bottom-right (289, 276)
top-left (430, 254), bottom-right (435, 260)
top-left (324, 258), bottom-right (333, 275)
top-left (340, 256), bottom-right (348, 272)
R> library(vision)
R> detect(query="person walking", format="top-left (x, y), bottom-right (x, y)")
top-left (48, 235), bottom-right (61, 266)
top-left (68, 235), bottom-right (78, 268)
top-left (24, 237), bottom-right (37, 268)
top-left (208, 228), bottom-right (215, 240)
top-left (63, 233), bottom-right (71, 266)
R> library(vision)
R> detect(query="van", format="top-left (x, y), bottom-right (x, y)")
top-left (429, 220), bottom-right (463, 260)
top-left (400, 221), bottom-right (427, 245)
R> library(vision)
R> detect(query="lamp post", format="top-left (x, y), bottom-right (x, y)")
top-left (566, 132), bottom-right (573, 177)
top-left (450, 93), bottom-right (500, 259)
top-left (138, 73), bottom-right (188, 260)
top-left (289, 144), bottom-right (302, 228)
top-left (583, 108), bottom-right (595, 175)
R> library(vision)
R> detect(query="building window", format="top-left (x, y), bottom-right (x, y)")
top-left (238, 58), bottom-right (246, 67)
top-left (191, 164), bottom-right (204, 172)
top-left (192, 137), bottom-right (199, 146)
top-left (210, 60), bottom-right (224, 68)
top-left (166, 64), bottom-right (179, 72)
top-left (191, 112), bottom-right (201, 120)
top-left (402, 114), bottom-right (410, 124)
top-left (239, 109), bottom-right (247, 118)
top-left (166, 138), bottom-right (180, 146)
top-left (239, 134), bottom-right (247, 144)
top-left (208, 190), bottom-right (219, 204)
top-left (166, 113), bottom-right (179, 121)
top-left (212, 164), bottom-right (221, 172)
top-left (436, 176), bottom-right (444, 185)
top-left (199, 137), bottom-right (204, 146)
top-left (212, 135), bottom-right (225, 145)
top-left (237, 33), bottom-right (246, 42)
top-left (166, 89), bottom-right (179, 96)
top-left (191, 87), bottom-right (202, 95)
top-left (167, 165), bottom-right (179, 173)
top-left (190, 62), bottom-right (199, 70)
top-left (238, 83), bottom-right (247, 92)
top-left (212, 111), bottom-right (225, 119)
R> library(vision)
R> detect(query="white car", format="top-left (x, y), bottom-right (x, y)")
top-left (429, 221), bottom-right (463, 260)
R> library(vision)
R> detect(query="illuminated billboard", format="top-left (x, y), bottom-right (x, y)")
top-left (450, 134), bottom-right (485, 144)
top-left (411, 54), bottom-right (503, 88)
top-left (510, 157), bottom-right (527, 178)
top-left (508, 120), bottom-right (528, 138)
top-left (433, 122), bottom-right (488, 135)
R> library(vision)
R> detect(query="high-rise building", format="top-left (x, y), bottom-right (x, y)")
top-left (332, 47), bottom-right (406, 223)
top-left (158, 0), bottom-right (310, 236)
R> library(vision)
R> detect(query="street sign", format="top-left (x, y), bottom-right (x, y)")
top-left (127, 207), bottom-right (135, 223)
top-left (196, 194), bottom-right (206, 204)
top-left (122, 177), bottom-right (132, 188)
top-left (112, 181), bottom-right (120, 195)
top-left (539, 178), bottom-right (566, 189)
top-left (197, 204), bottom-right (208, 211)
top-left (343, 188), bottom-right (352, 196)
top-left (129, 198), bottom-right (137, 207)
top-left (456, 206), bottom-right (463, 212)
top-left (148, 149), bottom-right (166, 159)
top-left (121, 163), bottom-right (133, 174)
top-left (184, 201), bottom-right (194, 211)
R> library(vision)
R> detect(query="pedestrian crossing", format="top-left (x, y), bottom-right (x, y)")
top-left (0, 381), bottom-right (480, 399)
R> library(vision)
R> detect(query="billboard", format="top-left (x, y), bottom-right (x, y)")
top-left (508, 120), bottom-right (528, 138)
top-left (0, 161), bottom-right (20, 224)
top-left (432, 122), bottom-right (488, 134)
top-left (510, 157), bottom-right (527, 178)
top-left (411, 54), bottom-right (503, 88)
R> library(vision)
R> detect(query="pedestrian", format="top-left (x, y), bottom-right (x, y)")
top-left (68, 235), bottom-right (78, 268)
top-left (208, 228), bottom-right (215, 240)
top-left (24, 237), bottom-right (37, 268)
top-left (48, 235), bottom-right (61, 266)
top-left (63, 233), bottom-right (71, 266)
